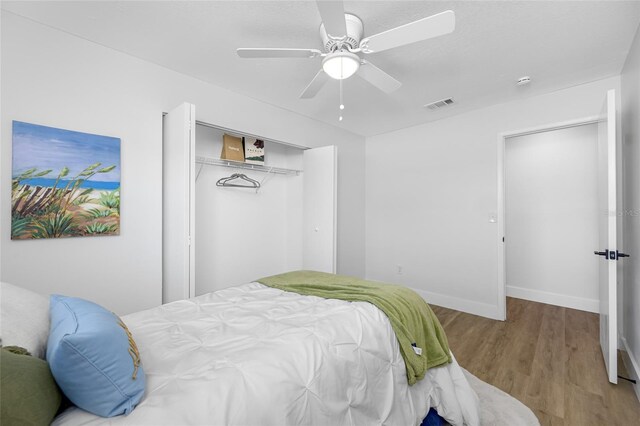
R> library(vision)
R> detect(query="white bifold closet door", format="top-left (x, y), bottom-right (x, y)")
top-left (303, 145), bottom-right (337, 273)
top-left (163, 103), bottom-right (195, 304)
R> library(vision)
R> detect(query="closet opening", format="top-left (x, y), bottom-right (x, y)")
top-left (163, 103), bottom-right (337, 304)
top-left (194, 122), bottom-right (307, 296)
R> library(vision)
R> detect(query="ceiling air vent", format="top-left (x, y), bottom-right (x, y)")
top-left (424, 98), bottom-right (454, 110)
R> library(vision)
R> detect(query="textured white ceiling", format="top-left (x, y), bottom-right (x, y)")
top-left (3, 1), bottom-right (640, 136)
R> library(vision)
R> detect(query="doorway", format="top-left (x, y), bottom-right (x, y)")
top-left (504, 122), bottom-right (600, 312)
top-left (496, 116), bottom-right (602, 320)
top-left (497, 91), bottom-right (620, 384)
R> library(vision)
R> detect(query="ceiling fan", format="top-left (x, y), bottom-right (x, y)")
top-left (237, 1), bottom-right (455, 99)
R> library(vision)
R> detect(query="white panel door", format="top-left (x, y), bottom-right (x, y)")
top-left (595, 89), bottom-right (618, 384)
top-left (163, 103), bottom-right (195, 303)
top-left (303, 145), bottom-right (337, 273)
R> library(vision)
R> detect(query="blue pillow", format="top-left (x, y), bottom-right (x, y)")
top-left (46, 295), bottom-right (145, 417)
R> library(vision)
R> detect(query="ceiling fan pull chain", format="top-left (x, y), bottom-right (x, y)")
top-left (339, 78), bottom-right (344, 121)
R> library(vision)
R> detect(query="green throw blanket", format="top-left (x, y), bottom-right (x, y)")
top-left (258, 270), bottom-right (451, 385)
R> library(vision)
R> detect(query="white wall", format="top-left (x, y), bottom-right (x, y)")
top-left (621, 25), bottom-right (640, 400)
top-left (366, 76), bottom-right (621, 319)
top-left (505, 124), bottom-right (599, 312)
top-left (194, 125), bottom-right (304, 294)
top-left (0, 13), bottom-right (366, 315)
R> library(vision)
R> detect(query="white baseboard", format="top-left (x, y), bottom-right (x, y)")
top-left (506, 285), bottom-right (599, 313)
top-left (621, 336), bottom-right (640, 403)
top-left (410, 286), bottom-right (502, 320)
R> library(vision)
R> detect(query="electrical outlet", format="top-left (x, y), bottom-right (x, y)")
top-left (396, 265), bottom-right (403, 275)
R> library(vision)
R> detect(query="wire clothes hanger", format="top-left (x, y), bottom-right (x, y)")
top-left (216, 173), bottom-right (261, 189)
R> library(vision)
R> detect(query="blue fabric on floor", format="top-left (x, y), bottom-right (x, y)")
top-left (421, 408), bottom-right (447, 426)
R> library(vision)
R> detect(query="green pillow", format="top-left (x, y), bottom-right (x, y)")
top-left (1, 346), bottom-right (62, 425)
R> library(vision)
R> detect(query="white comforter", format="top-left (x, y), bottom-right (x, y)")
top-left (54, 283), bottom-right (480, 426)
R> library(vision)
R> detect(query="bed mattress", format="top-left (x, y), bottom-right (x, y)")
top-left (53, 282), bottom-right (480, 425)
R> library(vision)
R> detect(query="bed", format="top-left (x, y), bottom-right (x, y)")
top-left (2, 273), bottom-right (480, 425)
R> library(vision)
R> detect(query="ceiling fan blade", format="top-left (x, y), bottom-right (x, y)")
top-left (300, 70), bottom-right (330, 99)
top-left (237, 48), bottom-right (322, 59)
top-left (357, 61), bottom-right (401, 94)
top-left (360, 10), bottom-right (455, 54)
top-left (316, 0), bottom-right (347, 37)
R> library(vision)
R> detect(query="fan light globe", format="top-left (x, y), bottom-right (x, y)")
top-left (322, 51), bottom-right (360, 80)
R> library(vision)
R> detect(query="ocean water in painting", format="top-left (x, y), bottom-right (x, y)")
top-left (19, 178), bottom-right (120, 190)
top-left (11, 121), bottom-right (121, 239)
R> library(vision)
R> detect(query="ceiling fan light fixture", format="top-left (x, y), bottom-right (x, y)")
top-left (322, 51), bottom-right (360, 80)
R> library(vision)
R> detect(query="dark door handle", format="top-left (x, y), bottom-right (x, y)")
top-left (618, 251), bottom-right (630, 258)
top-left (594, 250), bottom-right (608, 257)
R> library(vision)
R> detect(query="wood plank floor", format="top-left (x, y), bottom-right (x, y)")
top-left (431, 297), bottom-right (640, 425)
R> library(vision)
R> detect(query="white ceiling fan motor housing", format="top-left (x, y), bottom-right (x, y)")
top-left (320, 13), bottom-right (364, 52)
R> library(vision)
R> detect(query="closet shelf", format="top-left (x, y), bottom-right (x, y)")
top-left (195, 156), bottom-right (302, 175)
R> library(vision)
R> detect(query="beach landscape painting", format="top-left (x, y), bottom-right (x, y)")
top-left (11, 121), bottom-right (121, 240)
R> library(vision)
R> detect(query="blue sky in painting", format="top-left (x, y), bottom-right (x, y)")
top-left (12, 121), bottom-right (120, 183)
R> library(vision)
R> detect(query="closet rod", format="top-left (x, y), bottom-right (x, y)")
top-left (196, 156), bottom-right (301, 176)
top-left (194, 120), bottom-right (308, 151)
